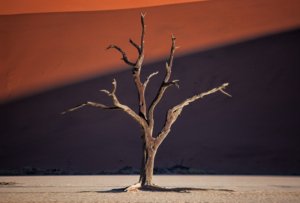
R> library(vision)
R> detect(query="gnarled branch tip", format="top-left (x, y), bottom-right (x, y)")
top-left (220, 88), bottom-right (232, 97)
top-left (112, 78), bottom-right (117, 85)
top-left (173, 80), bottom-right (180, 88)
top-left (100, 89), bottom-right (110, 95)
top-left (112, 78), bottom-right (117, 94)
top-left (144, 71), bottom-right (159, 87)
top-left (106, 44), bottom-right (114, 50)
top-left (171, 33), bottom-right (176, 40)
top-left (223, 82), bottom-right (229, 87)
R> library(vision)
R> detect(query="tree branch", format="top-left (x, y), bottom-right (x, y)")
top-left (129, 38), bottom-right (141, 54)
top-left (165, 34), bottom-right (177, 82)
top-left (144, 71), bottom-right (159, 88)
top-left (63, 79), bottom-right (148, 129)
top-left (107, 45), bottom-right (136, 66)
top-left (172, 83), bottom-right (231, 111)
top-left (155, 83), bottom-right (231, 147)
top-left (106, 13), bottom-right (148, 120)
top-left (61, 101), bottom-right (119, 115)
top-left (131, 13), bottom-right (147, 119)
top-left (148, 34), bottom-right (178, 129)
top-left (164, 79), bottom-right (180, 88)
top-left (140, 12), bottom-right (146, 56)
top-left (102, 79), bottom-right (148, 128)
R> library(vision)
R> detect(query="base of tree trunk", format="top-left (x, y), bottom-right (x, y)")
top-left (124, 182), bottom-right (169, 192)
top-left (123, 182), bottom-right (197, 192)
top-left (124, 182), bottom-right (142, 192)
top-left (123, 183), bottom-right (235, 193)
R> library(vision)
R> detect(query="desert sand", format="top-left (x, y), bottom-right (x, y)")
top-left (1, 0), bottom-right (300, 102)
top-left (0, 0), bottom-right (300, 189)
top-left (0, 175), bottom-right (300, 203)
top-left (0, 0), bottom-right (206, 15)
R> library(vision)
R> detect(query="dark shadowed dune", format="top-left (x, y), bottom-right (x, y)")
top-left (1, 28), bottom-right (300, 174)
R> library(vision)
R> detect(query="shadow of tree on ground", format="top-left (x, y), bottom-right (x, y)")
top-left (79, 186), bottom-right (234, 193)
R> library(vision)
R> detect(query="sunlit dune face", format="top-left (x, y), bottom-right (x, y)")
top-left (0, 0), bottom-right (300, 102)
top-left (0, 0), bottom-right (206, 15)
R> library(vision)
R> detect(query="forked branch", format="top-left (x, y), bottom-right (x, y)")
top-left (148, 34), bottom-right (178, 128)
top-left (101, 79), bottom-right (148, 128)
top-left (63, 79), bottom-right (148, 129)
top-left (106, 13), bottom-right (154, 121)
top-left (155, 83), bottom-right (231, 147)
top-left (131, 13), bottom-right (147, 118)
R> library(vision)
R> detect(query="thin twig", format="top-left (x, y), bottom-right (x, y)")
top-left (144, 71), bottom-right (159, 88)
top-left (107, 45), bottom-right (135, 66)
top-left (129, 38), bottom-right (141, 54)
top-left (61, 101), bottom-right (118, 115)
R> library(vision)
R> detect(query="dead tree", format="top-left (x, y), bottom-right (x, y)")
top-left (63, 13), bottom-right (231, 191)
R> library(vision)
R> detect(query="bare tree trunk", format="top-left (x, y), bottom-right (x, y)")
top-left (139, 140), bottom-right (146, 182)
top-left (139, 143), bottom-right (157, 186)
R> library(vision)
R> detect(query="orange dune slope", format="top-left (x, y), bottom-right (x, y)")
top-left (0, 0), bottom-right (300, 102)
top-left (1, 28), bottom-right (299, 174)
top-left (0, 0), bottom-right (205, 15)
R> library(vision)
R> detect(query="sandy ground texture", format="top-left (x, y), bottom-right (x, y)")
top-left (0, 175), bottom-right (299, 203)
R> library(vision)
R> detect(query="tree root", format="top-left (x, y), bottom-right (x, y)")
top-left (123, 183), bottom-right (234, 193)
top-left (124, 183), bottom-right (171, 192)
top-left (124, 182), bottom-right (142, 192)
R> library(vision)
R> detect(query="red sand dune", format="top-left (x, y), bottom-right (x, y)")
top-left (1, 27), bottom-right (299, 173)
top-left (0, 0), bottom-right (300, 102)
top-left (0, 0), bottom-right (205, 15)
